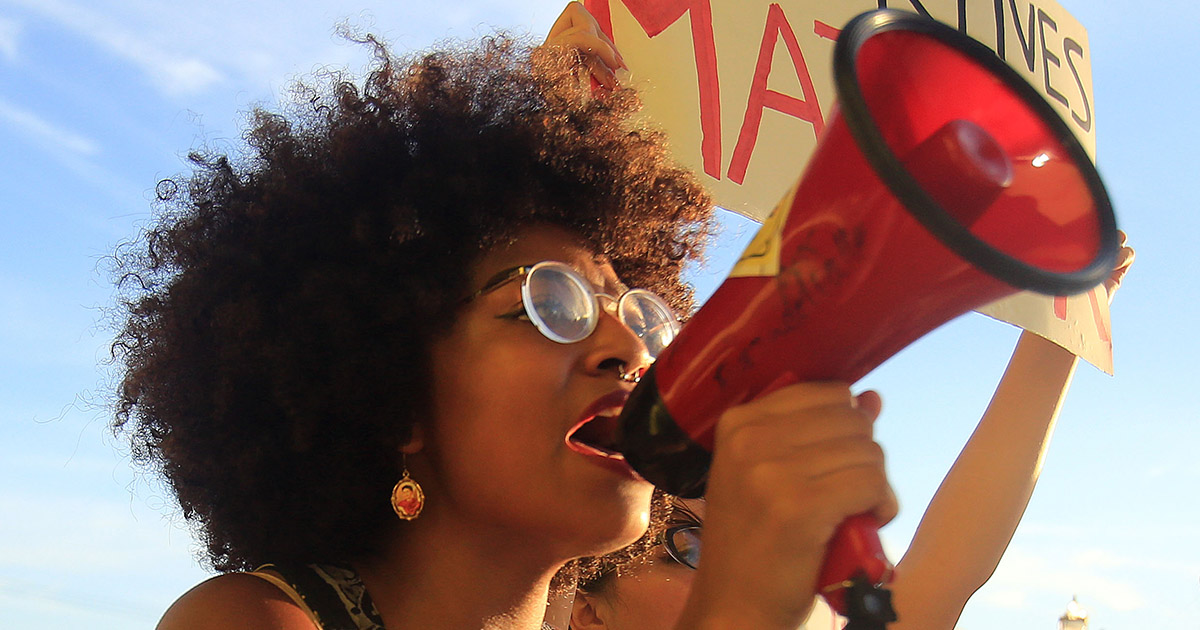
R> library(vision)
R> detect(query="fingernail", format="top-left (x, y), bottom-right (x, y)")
top-left (614, 67), bottom-right (632, 86)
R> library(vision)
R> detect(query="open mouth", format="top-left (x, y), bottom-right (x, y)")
top-left (567, 413), bottom-right (624, 459)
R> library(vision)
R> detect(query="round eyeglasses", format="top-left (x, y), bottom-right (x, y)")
top-left (662, 523), bottom-right (702, 570)
top-left (464, 261), bottom-right (680, 359)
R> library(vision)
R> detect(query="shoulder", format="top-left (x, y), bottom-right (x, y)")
top-left (157, 572), bottom-right (317, 630)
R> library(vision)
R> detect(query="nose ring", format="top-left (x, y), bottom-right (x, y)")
top-left (617, 366), bottom-right (641, 384)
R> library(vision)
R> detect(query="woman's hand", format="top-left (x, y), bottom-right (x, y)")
top-left (1104, 230), bottom-right (1135, 304)
top-left (543, 2), bottom-right (627, 89)
top-left (676, 383), bottom-right (897, 630)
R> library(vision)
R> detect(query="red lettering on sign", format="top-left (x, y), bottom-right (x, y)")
top-left (1054, 295), bottom-right (1068, 320)
top-left (1088, 288), bottom-right (1111, 343)
top-left (606, 0), bottom-right (689, 36)
top-left (814, 20), bottom-right (841, 41)
top-left (586, 0), bottom-right (615, 37)
top-left (587, 0), bottom-right (722, 179)
top-left (1053, 289), bottom-right (1110, 343)
top-left (728, 3), bottom-right (825, 184)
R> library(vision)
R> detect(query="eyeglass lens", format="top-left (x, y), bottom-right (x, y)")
top-left (525, 265), bottom-right (596, 343)
top-left (618, 290), bottom-right (677, 358)
top-left (525, 264), bottom-right (677, 356)
top-left (667, 525), bottom-right (702, 569)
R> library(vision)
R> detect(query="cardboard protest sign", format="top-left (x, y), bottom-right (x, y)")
top-left (586, 0), bottom-right (1114, 372)
top-left (980, 284), bottom-right (1113, 373)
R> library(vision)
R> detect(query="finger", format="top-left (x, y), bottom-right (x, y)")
top-left (1104, 243), bottom-right (1135, 302)
top-left (739, 381), bottom-right (857, 414)
top-left (552, 27), bottom-right (624, 72)
top-left (802, 437), bottom-right (887, 483)
top-left (853, 390), bottom-right (882, 421)
top-left (547, 1), bottom-right (590, 41)
top-left (729, 443), bottom-right (892, 535)
top-left (715, 383), bottom-right (872, 457)
top-left (719, 407), bottom-right (878, 464)
top-left (811, 459), bottom-right (894, 530)
top-left (873, 483), bottom-right (900, 526)
top-left (555, 2), bottom-right (626, 68)
top-left (589, 16), bottom-right (624, 67)
top-left (1113, 246), bottom-right (1135, 275)
top-left (588, 57), bottom-right (617, 89)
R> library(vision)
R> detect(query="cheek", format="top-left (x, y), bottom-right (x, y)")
top-left (431, 337), bottom-right (568, 453)
top-left (423, 314), bottom-right (652, 548)
top-left (425, 329), bottom-right (573, 506)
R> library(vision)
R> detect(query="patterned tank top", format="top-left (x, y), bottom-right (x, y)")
top-left (246, 563), bottom-right (385, 630)
top-left (247, 562), bottom-right (560, 629)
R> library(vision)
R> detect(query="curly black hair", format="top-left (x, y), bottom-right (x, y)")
top-left (110, 34), bottom-right (714, 572)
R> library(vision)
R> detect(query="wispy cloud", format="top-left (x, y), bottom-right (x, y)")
top-left (4, 0), bottom-right (224, 96)
top-left (982, 548), bottom-right (1148, 612)
top-left (102, 39), bottom-right (224, 97)
top-left (972, 520), bottom-right (1200, 619)
top-left (0, 93), bottom-right (149, 204)
top-left (1, 0), bottom-right (572, 105)
top-left (0, 96), bottom-right (97, 156)
top-left (0, 16), bottom-right (18, 61)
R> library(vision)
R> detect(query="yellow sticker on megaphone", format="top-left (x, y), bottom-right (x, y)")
top-left (729, 179), bottom-right (799, 279)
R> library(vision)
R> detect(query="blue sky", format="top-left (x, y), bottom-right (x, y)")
top-left (0, 1), bottom-right (1195, 629)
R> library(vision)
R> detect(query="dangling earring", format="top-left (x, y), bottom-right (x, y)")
top-left (391, 456), bottom-right (425, 521)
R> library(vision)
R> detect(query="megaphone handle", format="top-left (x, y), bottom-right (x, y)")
top-left (819, 513), bottom-right (896, 625)
top-left (755, 375), bottom-right (897, 624)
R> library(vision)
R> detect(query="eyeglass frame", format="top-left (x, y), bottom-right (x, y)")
top-left (661, 523), bottom-right (702, 570)
top-left (461, 260), bottom-right (680, 353)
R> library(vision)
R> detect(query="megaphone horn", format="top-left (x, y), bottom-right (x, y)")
top-left (616, 7), bottom-right (1119, 623)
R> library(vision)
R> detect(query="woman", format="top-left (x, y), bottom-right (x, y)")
top-left (111, 5), bottom-right (895, 629)
top-left (568, 243), bottom-right (1134, 630)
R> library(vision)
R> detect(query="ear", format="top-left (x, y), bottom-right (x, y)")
top-left (399, 423), bottom-right (425, 455)
top-left (569, 591), bottom-right (610, 630)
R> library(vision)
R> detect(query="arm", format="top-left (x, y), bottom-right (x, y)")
top-left (890, 237), bottom-right (1134, 630)
top-left (890, 330), bottom-right (1077, 629)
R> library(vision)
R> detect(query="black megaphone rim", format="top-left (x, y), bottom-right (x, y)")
top-left (833, 9), bottom-right (1119, 296)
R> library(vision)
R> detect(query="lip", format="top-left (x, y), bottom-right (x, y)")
top-left (566, 389), bottom-right (643, 480)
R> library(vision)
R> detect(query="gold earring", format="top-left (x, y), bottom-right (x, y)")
top-left (391, 457), bottom-right (425, 521)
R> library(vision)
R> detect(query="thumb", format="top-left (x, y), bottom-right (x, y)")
top-left (854, 390), bottom-right (883, 422)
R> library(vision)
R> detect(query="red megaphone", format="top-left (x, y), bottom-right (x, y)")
top-left (616, 8), bottom-right (1118, 621)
